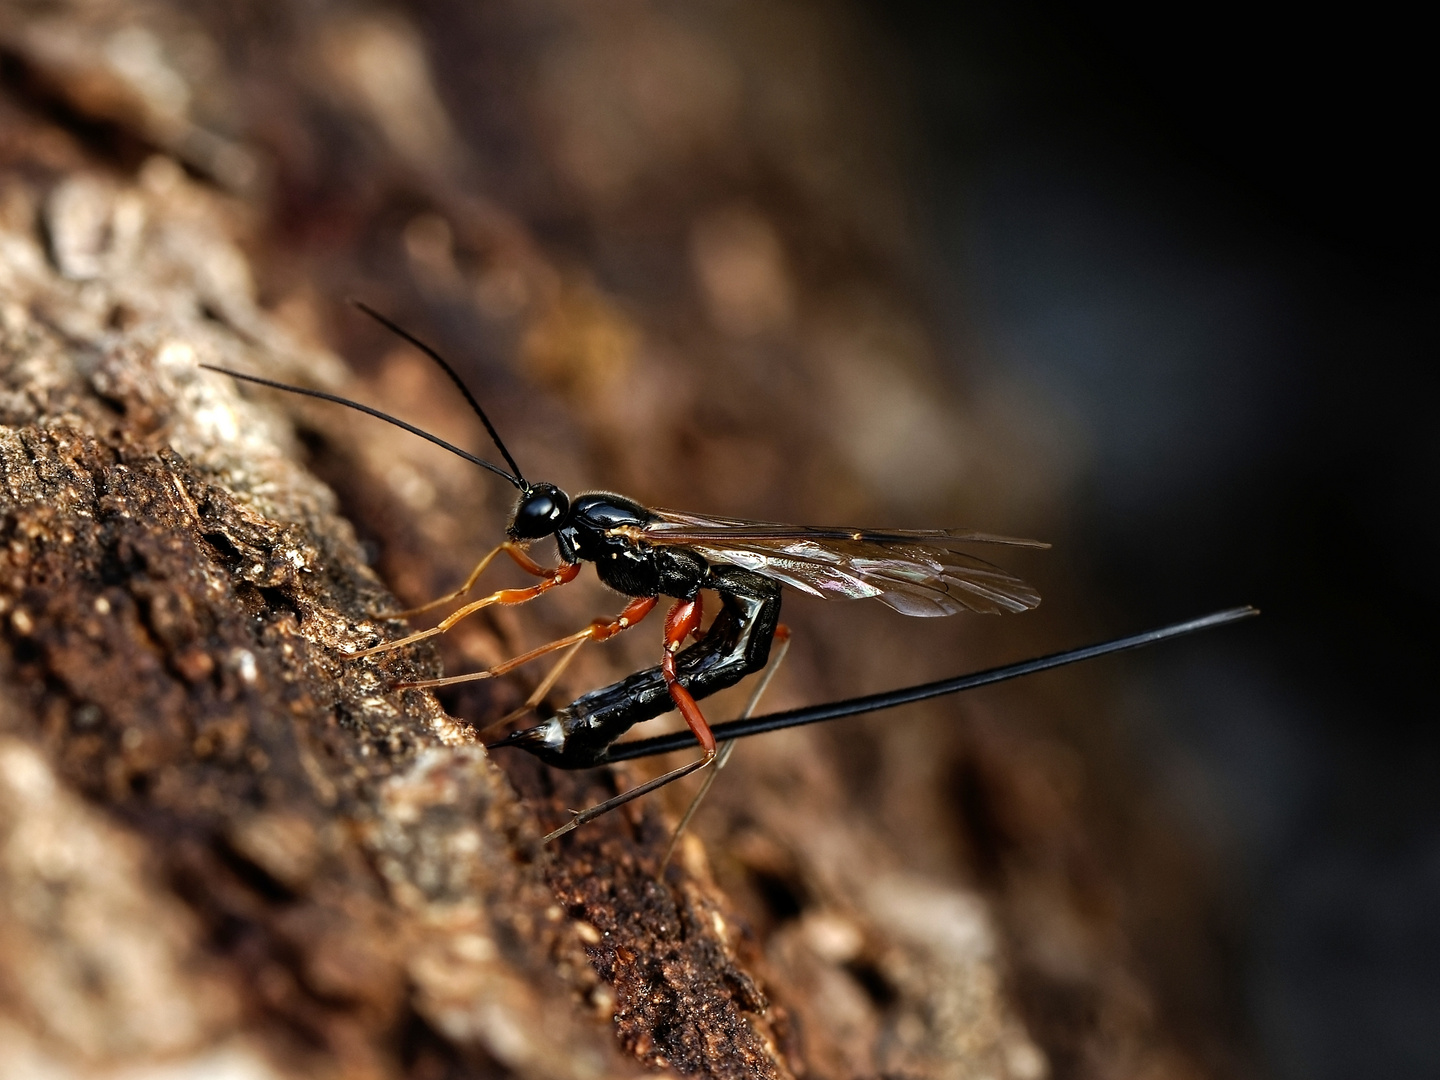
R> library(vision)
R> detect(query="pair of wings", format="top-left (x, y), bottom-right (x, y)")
top-left (636, 509), bottom-right (1048, 617)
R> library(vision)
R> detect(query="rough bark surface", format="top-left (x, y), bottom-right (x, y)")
top-left (0, 159), bottom-right (640, 1080)
top-left (0, 4), bottom-right (1243, 1079)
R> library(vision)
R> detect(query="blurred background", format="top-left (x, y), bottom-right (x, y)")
top-left (873, 5), bottom-right (1437, 1079)
top-left (0, 1), bottom-right (1432, 1077)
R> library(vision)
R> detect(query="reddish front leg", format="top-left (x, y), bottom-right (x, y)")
top-left (661, 596), bottom-right (716, 759)
top-left (398, 594), bottom-right (658, 690)
top-left (354, 560), bottom-right (581, 659)
top-left (542, 595), bottom-right (720, 844)
top-left (391, 540), bottom-right (558, 620)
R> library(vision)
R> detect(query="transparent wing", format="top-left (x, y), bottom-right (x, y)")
top-left (637, 509), bottom-right (1046, 616)
top-left (641, 510), bottom-right (1049, 548)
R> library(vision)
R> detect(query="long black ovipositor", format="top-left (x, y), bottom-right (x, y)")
top-left (519, 606), bottom-right (1257, 765)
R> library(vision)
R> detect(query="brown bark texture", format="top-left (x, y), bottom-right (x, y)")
top-left (0, 3), bottom-right (1243, 1080)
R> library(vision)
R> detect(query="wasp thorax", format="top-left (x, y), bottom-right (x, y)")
top-left (510, 483), bottom-right (570, 539)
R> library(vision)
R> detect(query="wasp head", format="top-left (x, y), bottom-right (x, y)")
top-left (509, 483), bottom-right (570, 540)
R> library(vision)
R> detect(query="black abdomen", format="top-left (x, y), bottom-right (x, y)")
top-left (496, 565), bottom-right (782, 768)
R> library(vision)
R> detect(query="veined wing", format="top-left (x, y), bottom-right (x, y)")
top-left (631, 509), bottom-right (1047, 617)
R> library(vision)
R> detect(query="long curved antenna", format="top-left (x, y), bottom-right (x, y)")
top-left (201, 365), bottom-right (525, 489)
top-left (592, 606), bottom-right (1259, 763)
top-left (351, 301), bottom-right (527, 486)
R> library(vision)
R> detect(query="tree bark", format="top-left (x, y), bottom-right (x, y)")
top-left (0, 4), bottom-right (1240, 1079)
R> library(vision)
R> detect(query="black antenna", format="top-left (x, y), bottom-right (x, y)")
top-left (200, 365), bottom-right (525, 489)
top-left (351, 301), bottom-right (527, 486)
top-left (587, 606), bottom-right (1260, 762)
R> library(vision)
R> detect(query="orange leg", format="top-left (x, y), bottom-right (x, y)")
top-left (480, 637), bottom-right (589, 734)
top-left (659, 624), bottom-right (791, 872)
top-left (542, 594), bottom-right (723, 845)
top-left (661, 596), bottom-right (716, 760)
top-left (391, 541), bottom-right (554, 619)
top-left (352, 560), bottom-right (581, 659)
top-left (397, 595), bottom-right (658, 690)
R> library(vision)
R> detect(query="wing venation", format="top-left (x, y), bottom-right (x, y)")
top-left (636, 509), bottom-right (1044, 616)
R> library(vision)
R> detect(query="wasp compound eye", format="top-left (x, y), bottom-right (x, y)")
top-left (510, 484), bottom-right (570, 539)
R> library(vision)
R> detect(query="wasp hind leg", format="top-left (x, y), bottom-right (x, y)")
top-left (540, 570), bottom-right (782, 844)
top-left (659, 624), bottom-right (791, 873)
top-left (488, 595), bottom-right (661, 727)
top-left (542, 595), bottom-right (715, 843)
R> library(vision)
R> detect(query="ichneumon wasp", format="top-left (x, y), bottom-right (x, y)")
top-left (205, 303), bottom-right (1256, 844)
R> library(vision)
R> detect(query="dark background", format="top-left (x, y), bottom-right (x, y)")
top-left (2, 0), bottom-right (1430, 1074)
top-left (867, 3), bottom-right (1436, 1078)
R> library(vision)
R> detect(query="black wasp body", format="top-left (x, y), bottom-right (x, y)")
top-left (542, 488), bottom-right (708, 601)
top-left (204, 302), bottom-right (1045, 840)
top-left (204, 304), bottom-right (1257, 845)
top-left (499, 484), bottom-right (783, 770)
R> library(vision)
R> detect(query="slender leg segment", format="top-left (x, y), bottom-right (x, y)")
top-left (660, 596), bottom-right (717, 759)
top-left (397, 595), bottom-right (658, 689)
top-left (659, 624), bottom-right (791, 872)
top-left (483, 638), bottom-right (589, 733)
top-left (543, 594), bottom-right (725, 844)
top-left (353, 559), bottom-right (581, 659)
top-left (390, 541), bottom-right (554, 619)
top-left (542, 754), bottom-right (716, 843)
top-left (496, 566), bottom-right (782, 770)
